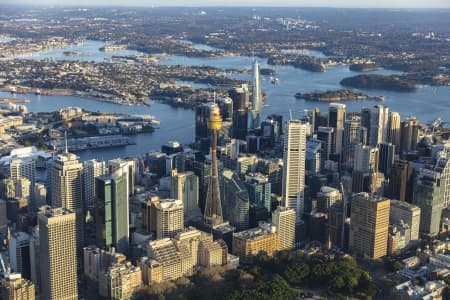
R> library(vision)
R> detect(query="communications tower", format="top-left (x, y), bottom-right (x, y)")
top-left (204, 103), bottom-right (224, 227)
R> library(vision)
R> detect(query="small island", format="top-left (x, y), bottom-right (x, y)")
top-left (349, 63), bottom-right (381, 72)
top-left (340, 74), bottom-right (417, 92)
top-left (295, 89), bottom-right (384, 102)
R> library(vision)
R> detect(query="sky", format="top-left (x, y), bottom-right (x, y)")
top-left (1, 0), bottom-right (450, 8)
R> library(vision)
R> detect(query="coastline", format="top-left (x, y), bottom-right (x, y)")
top-left (0, 87), bottom-right (150, 107)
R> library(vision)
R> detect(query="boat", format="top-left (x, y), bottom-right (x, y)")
top-left (35, 89), bottom-right (41, 95)
top-left (271, 77), bottom-right (280, 84)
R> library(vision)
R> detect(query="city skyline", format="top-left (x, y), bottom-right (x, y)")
top-left (1, 0), bottom-right (450, 8)
top-left (1, 5), bottom-right (450, 300)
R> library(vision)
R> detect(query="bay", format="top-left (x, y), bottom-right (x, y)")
top-left (2, 40), bottom-right (449, 162)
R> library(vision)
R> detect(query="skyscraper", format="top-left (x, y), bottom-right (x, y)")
top-left (354, 144), bottom-right (379, 174)
top-left (387, 160), bottom-right (414, 202)
top-left (50, 151), bottom-right (83, 264)
top-left (400, 118), bottom-right (419, 154)
top-left (342, 118), bottom-right (361, 168)
top-left (250, 58), bottom-right (262, 129)
top-left (8, 232), bottom-right (31, 280)
top-left (229, 86), bottom-right (249, 141)
top-left (328, 103), bottom-right (346, 156)
top-left (317, 127), bottom-right (335, 166)
top-left (361, 105), bottom-right (389, 147)
top-left (170, 170), bottom-right (201, 220)
top-left (282, 120), bottom-right (307, 220)
top-left (82, 159), bottom-right (107, 209)
top-left (38, 207), bottom-right (78, 300)
top-left (108, 158), bottom-right (136, 196)
top-left (387, 112), bottom-right (401, 151)
top-left (272, 206), bottom-right (296, 250)
top-left (221, 170), bottom-right (250, 231)
top-left (95, 165), bottom-right (130, 254)
top-left (377, 142), bottom-right (395, 177)
top-left (435, 156), bottom-right (450, 208)
top-left (244, 173), bottom-right (272, 212)
top-left (204, 103), bottom-right (225, 228)
top-left (413, 169), bottom-right (444, 237)
top-left (195, 103), bottom-right (212, 153)
top-left (349, 193), bottom-right (390, 259)
top-left (389, 200), bottom-right (421, 245)
top-left (317, 186), bottom-right (342, 213)
top-left (155, 199), bottom-right (184, 239)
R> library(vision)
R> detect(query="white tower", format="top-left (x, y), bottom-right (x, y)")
top-left (282, 120), bottom-right (307, 220)
top-left (251, 58), bottom-right (262, 129)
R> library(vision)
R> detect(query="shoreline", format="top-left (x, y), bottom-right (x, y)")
top-left (0, 87), bottom-right (150, 107)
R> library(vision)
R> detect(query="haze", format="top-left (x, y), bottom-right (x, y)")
top-left (1, 0), bottom-right (450, 8)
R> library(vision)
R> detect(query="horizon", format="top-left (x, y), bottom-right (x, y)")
top-left (1, 0), bottom-right (450, 9)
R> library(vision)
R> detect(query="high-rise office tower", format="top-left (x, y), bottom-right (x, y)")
top-left (0, 199), bottom-right (6, 232)
top-left (14, 178), bottom-right (30, 201)
top-left (349, 193), bottom-right (390, 259)
top-left (378, 142), bottom-right (395, 177)
top-left (155, 199), bottom-right (184, 239)
top-left (268, 114), bottom-right (283, 135)
top-left (8, 232), bottom-right (31, 280)
top-left (317, 186), bottom-right (342, 213)
top-left (306, 139), bottom-right (322, 174)
top-left (244, 173), bottom-right (272, 212)
top-left (221, 170), bottom-right (250, 231)
top-left (387, 112), bottom-right (401, 151)
top-left (282, 120), bottom-right (307, 220)
top-left (95, 165), bottom-right (130, 254)
top-left (413, 169), bottom-right (444, 237)
top-left (108, 158), bottom-right (135, 196)
top-left (435, 156), bottom-right (450, 208)
top-left (400, 117), bottom-right (419, 154)
top-left (170, 170), bottom-right (201, 220)
top-left (38, 207), bottom-right (78, 300)
top-left (195, 103), bottom-right (212, 153)
top-left (361, 105), bottom-right (389, 147)
top-left (250, 58), bottom-right (262, 129)
top-left (6, 158), bottom-right (35, 209)
top-left (217, 97), bottom-right (233, 121)
top-left (272, 206), bottom-right (296, 250)
top-left (328, 103), bottom-right (346, 156)
top-left (0, 273), bottom-right (35, 300)
top-left (50, 151), bottom-right (84, 264)
top-left (229, 85), bottom-right (249, 140)
top-left (327, 202), bottom-right (345, 249)
top-left (387, 160), bottom-right (414, 202)
top-left (317, 127), bottom-right (335, 166)
top-left (33, 183), bottom-right (46, 208)
top-left (354, 144), bottom-right (379, 173)
top-left (204, 103), bottom-right (225, 228)
top-left (256, 158), bottom-right (283, 195)
top-left (343, 118), bottom-right (361, 168)
top-left (82, 159), bottom-right (107, 209)
top-left (389, 200), bottom-right (421, 244)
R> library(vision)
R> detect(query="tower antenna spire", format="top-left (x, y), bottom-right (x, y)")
top-left (64, 131), bottom-right (68, 154)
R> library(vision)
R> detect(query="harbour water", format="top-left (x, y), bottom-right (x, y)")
top-left (2, 40), bottom-right (450, 161)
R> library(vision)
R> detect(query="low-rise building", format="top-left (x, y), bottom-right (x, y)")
top-left (232, 221), bottom-right (279, 263)
top-left (391, 280), bottom-right (445, 300)
top-left (98, 262), bottom-right (142, 300)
